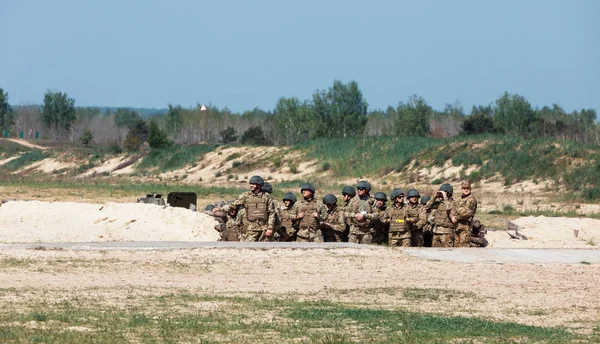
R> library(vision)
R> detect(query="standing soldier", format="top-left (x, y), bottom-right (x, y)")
top-left (452, 180), bottom-right (478, 247)
top-left (345, 180), bottom-right (378, 244)
top-left (320, 194), bottom-right (347, 242)
top-left (371, 192), bottom-right (389, 245)
top-left (296, 183), bottom-right (328, 242)
top-left (405, 189), bottom-right (424, 247)
top-left (261, 182), bottom-right (281, 241)
top-left (384, 188), bottom-right (410, 247)
top-left (419, 195), bottom-right (434, 247)
top-left (340, 186), bottom-right (356, 242)
top-left (214, 175), bottom-right (276, 242)
top-left (280, 192), bottom-right (299, 241)
top-left (426, 183), bottom-right (456, 247)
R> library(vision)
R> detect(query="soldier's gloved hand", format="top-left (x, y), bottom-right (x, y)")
top-left (265, 229), bottom-right (273, 237)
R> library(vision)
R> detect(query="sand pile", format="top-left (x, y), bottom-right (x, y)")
top-left (0, 201), bottom-right (220, 243)
top-left (486, 216), bottom-right (600, 249)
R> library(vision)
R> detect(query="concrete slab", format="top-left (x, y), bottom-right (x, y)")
top-left (401, 248), bottom-right (600, 264)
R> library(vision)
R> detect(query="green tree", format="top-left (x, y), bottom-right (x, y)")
top-left (240, 126), bottom-right (271, 145)
top-left (462, 105), bottom-right (495, 134)
top-left (493, 92), bottom-right (535, 137)
top-left (166, 104), bottom-right (183, 134)
top-left (80, 128), bottom-right (94, 146)
top-left (395, 95), bottom-right (432, 136)
top-left (115, 108), bottom-right (141, 127)
top-left (0, 88), bottom-right (15, 133)
top-left (41, 90), bottom-right (76, 137)
top-left (273, 97), bottom-right (314, 145)
top-left (312, 80), bottom-right (368, 138)
top-left (148, 120), bottom-right (172, 149)
top-left (219, 126), bottom-right (238, 144)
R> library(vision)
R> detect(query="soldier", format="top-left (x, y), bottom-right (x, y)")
top-left (295, 183), bottom-right (328, 242)
top-left (261, 182), bottom-right (281, 241)
top-left (345, 180), bottom-right (378, 244)
top-left (426, 183), bottom-right (456, 247)
top-left (320, 194), bottom-right (347, 242)
top-left (279, 192), bottom-right (299, 241)
top-left (219, 205), bottom-right (244, 241)
top-left (341, 186), bottom-right (356, 208)
top-left (470, 219), bottom-right (488, 247)
top-left (452, 180), bottom-right (478, 247)
top-left (419, 195), bottom-right (434, 247)
top-left (406, 189), bottom-right (424, 247)
top-left (383, 188), bottom-right (410, 247)
top-left (214, 175), bottom-right (276, 242)
top-left (371, 192), bottom-right (389, 245)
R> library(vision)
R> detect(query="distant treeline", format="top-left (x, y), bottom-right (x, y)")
top-left (0, 80), bottom-right (598, 148)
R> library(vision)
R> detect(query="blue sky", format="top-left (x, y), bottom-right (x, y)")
top-left (1, 0), bottom-right (598, 113)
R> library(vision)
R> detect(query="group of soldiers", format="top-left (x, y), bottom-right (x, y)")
top-left (208, 175), bottom-right (486, 248)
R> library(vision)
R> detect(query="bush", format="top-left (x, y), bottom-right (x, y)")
top-left (219, 126), bottom-right (238, 144)
top-left (80, 129), bottom-right (94, 147)
top-left (123, 133), bottom-right (141, 151)
top-left (583, 187), bottom-right (600, 202)
top-left (431, 178), bottom-right (442, 185)
top-left (240, 126), bottom-right (271, 145)
top-left (148, 121), bottom-right (172, 149)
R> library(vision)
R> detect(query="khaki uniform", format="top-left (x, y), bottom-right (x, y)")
top-left (418, 205), bottom-right (435, 247)
top-left (452, 194), bottom-right (478, 247)
top-left (371, 205), bottom-right (389, 245)
top-left (296, 198), bottom-right (328, 242)
top-left (279, 202), bottom-right (299, 241)
top-left (384, 203), bottom-right (410, 247)
top-left (221, 191), bottom-right (276, 242)
top-left (321, 205), bottom-right (346, 242)
top-left (344, 195), bottom-right (378, 244)
top-left (426, 197), bottom-right (456, 247)
top-left (406, 202), bottom-right (423, 247)
top-left (222, 209), bottom-right (244, 241)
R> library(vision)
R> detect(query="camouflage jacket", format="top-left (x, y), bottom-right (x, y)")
top-left (279, 202), bottom-right (299, 231)
top-left (220, 191), bottom-right (276, 231)
top-left (320, 205), bottom-right (347, 233)
top-left (383, 203), bottom-right (410, 239)
top-left (296, 198), bottom-right (328, 230)
top-left (426, 197), bottom-right (455, 233)
top-left (451, 194), bottom-right (477, 225)
top-left (344, 195), bottom-right (379, 227)
top-left (405, 202), bottom-right (422, 230)
top-left (224, 208), bottom-right (245, 241)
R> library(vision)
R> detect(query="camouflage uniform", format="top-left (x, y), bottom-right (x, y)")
top-left (296, 198), bottom-right (328, 242)
top-left (371, 204), bottom-right (389, 245)
top-left (406, 202), bottom-right (423, 247)
top-left (418, 203), bottom-right (434, 247)
top-left (320, 204), bottom-right (347, 242)
top-left (426, 197), bottom-right (456, 247)
top-left (384, 203), bottom-right (410, 247)
top-left (221, 191), bottom-right (276, 242)
top-left (452, 193), bottom-right (478, 248)
top-left (279, 202), bottom-right (299, 241)
top-left (344, 195), bottom-right (378, 244)
top-left (222, 208), bottom-right (244, 241)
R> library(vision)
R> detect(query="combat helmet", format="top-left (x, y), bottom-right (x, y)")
top-left (438, 183), bottom-right (453, 195)
top-left (300, 183), bottom-right (316, 194)
top-left (323, 193), bottom-right (337, 205)
top-left (356, 180), bottom-right (371, 192)
top-left (374, 192), bottom-right (387, 201)
top-left (262, 182), bottom-right (273, 194)
top-left (204, 204), bottom-right (215, 212)
top-left (389, 188), bottom-right (404, 201)
top-left (406, 188), bottom-right (420, 198)
top-left (282, 192), bottom-right (297, 204)
top-left (249, 175), bottom-right (264, 186)
top-left (341, 186), bottom-right (356, 197)
top-left (420, 195), bottom-right (431, 205)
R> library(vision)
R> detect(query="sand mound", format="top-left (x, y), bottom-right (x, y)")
top-left (486, 216), bottom-right (600, 249)
top-left (0, 201), bottom-right (220, 243)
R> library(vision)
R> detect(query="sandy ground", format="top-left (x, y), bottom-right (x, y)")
top-left (0, 247), bottom-right (598, 332)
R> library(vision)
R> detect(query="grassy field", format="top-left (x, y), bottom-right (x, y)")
top-left (0, 291), bottom-right (593, 344)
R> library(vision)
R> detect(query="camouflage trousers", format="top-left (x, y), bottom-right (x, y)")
top-left (389, 237), bottom-right (411, 247)
top-left (322, 228), bottom-right (344, 242)
top-left (432, 233), bottom-right (454, 247)
top-left (241, 230), bottom-right (263, 242)
top-left (454, 224), bottom-right (472, 248)
top-left (296, 228), bottom-right (324, 242)
top-left (349, 232), bottom-right (372, 244)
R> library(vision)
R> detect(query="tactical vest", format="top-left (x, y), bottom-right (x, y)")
top-left (433, 201), bottom-right (454, 228)
top-left (246, 193), bottom-right (269, 222)
top-left (298, 199), bottom-right (318, 229)
top-left (388, 205), bottom-right (408, 233)
top-left (280, 208), bottom-right (293, 229)
top-left (350, 197), bottom-right (372, 227)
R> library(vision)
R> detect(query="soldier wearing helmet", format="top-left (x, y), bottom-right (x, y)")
top-left (383, 188), bottom-right (411, 247)
top-left (262, 182), bottom-right (281, 241)
top-left (320, 193), bottom-right (347, 242)
top-left (295, 183), bottom-right (328, 242)
top-left (341, 186), bottom-right (356, 208)
top-left (419, 195), bottom-right (434, 247)
top-left (280, 192), bottom-right (299, 241)
top-left (344, 180), bottom-right (378, 244)
top-left (451, 180), bottom-right (478, 247)
top-left (425, 183), bottom-right (456, 247)
top-left (215, 175), bottom-right (276, 242)
top-left (371, 192), bottom-right (389, 245)
top-left (405, 188), bottom-right (424, 247)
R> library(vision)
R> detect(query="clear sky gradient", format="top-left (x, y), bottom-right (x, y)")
top-left (1, 0), bottom-right (598, 113)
